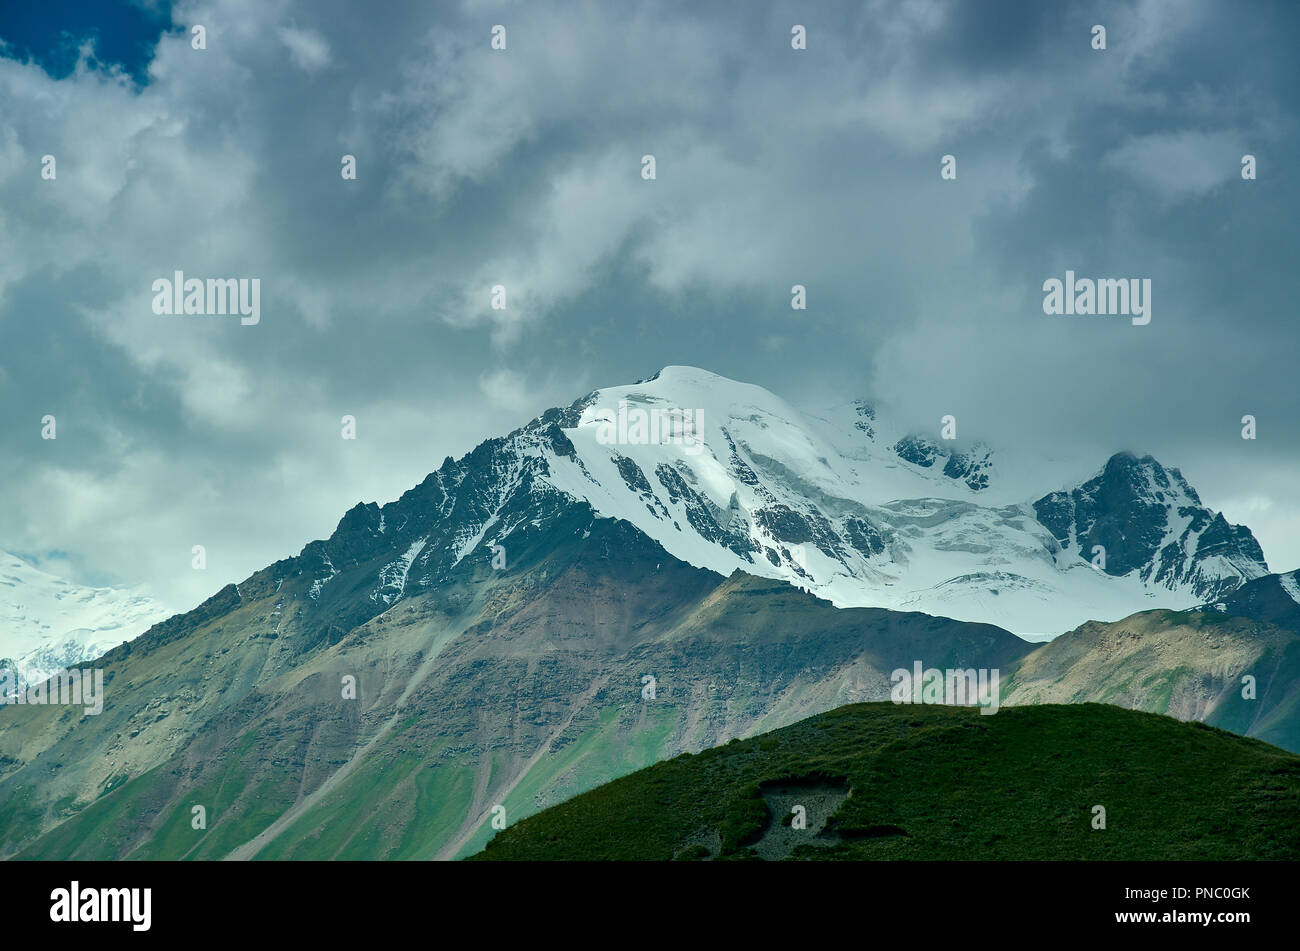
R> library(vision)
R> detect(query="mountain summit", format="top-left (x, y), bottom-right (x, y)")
top-left (1035, 451), bottom-right (1269, 599)
top-left (291, 366), bottom-right (1265, 635)
top-left (2, 367), bottom-right (1262, 669)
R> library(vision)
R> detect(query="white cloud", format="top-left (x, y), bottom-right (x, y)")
top-left (478, 368), bottom-right (530, 411)
top-left (1104, 129), bottom-right (1241, 198)
top-left (278, 25), bottom-right (331, 72)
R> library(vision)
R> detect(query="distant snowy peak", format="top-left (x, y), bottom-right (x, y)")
top-left (550, 368), bottom-right (1265, 630)
top-left (0, 550), bottom-right (171, 685)
top-left (285, 365), bottom-right (1268, 637)
top-left (572, 366), bottom-right (1006, 502)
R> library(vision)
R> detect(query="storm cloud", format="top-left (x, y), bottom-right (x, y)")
top-left (0, 0), bottom-right (1296, 609)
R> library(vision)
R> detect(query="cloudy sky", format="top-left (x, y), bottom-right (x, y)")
top-left (1, 0), bottom-right (1296, 611)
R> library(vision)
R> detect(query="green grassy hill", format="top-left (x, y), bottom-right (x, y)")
top-left (471, 702), bottom-right (1300, 861)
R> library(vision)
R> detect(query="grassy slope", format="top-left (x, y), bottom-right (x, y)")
top-left (472, 702), bottom-right (1300, 861)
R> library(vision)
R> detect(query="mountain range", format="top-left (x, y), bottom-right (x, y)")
top-left (0, 366), bottom-right (1292, 860)
top-left (264, 365), bottom-right (1268, 637)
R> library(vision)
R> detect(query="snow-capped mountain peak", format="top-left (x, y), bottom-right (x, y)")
top-left (276, 367), bottom-right (1269, 638)
top-left (532, 368), bottom-right (1265, 633)
top-left (1033, 452), bottom-right (1269, 602)
top-left (0, 550), bottom-right (171, 686)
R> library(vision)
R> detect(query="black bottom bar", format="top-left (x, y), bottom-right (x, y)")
top-left (5, 860), bottom-right (1282, 938)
